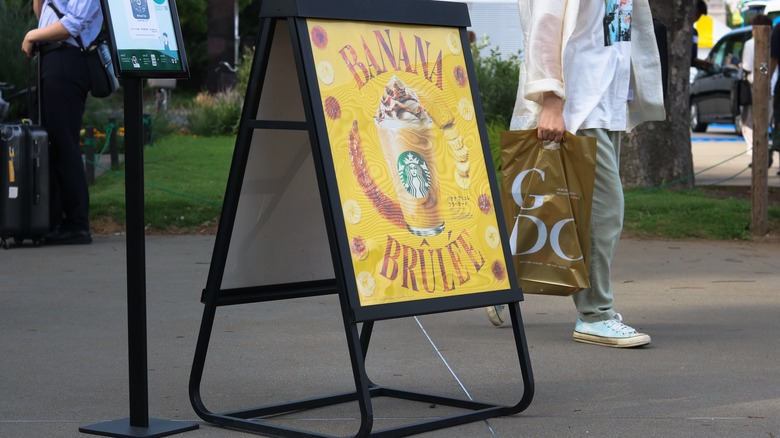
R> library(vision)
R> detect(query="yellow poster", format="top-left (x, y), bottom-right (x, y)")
top-left (307, 19), bottom-right (510, 306)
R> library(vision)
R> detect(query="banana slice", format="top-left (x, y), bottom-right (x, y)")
top-left (454, 169), bottom-right (470, 189)
top-left (458, 98), bottom-right (474, 121)
top-left (356, 271), bottom-right (376, 297)
top-left (449, 143), bottom-right (469, 162)
top-left (446, 32), bottom-right (462, 55)
top-left (485, 225), bottom-right (500, 249)
top-left (343, 199), bottom-right (361, 224)
top-left (317, 61), bottom-right (335, 85)
top-left (455, 158), bottom-right (470, 174)
top-left (444, 126), bottom-right (461, 142)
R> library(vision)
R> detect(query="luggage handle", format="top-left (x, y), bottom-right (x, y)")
top-left (32, 136), bottom-right (41, 205)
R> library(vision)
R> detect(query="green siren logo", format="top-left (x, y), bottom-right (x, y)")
top-left (398, 151), bottom-right (431, 199)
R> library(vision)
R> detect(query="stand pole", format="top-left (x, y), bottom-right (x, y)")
top-left (80, 79), bottom-right (198, 438)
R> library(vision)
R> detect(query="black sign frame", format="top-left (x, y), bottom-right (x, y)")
top-left (188, 1), bottom-right (534, 436)
top-left (298, 21), bottom-right (520, 322)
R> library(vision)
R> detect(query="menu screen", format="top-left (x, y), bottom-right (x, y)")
top-left (102, 0), bottom-right (188, 76)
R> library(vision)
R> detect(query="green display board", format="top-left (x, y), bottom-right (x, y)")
top-left (101, 0), bottom-right (189, 78)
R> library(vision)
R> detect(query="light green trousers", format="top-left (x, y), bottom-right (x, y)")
top-left (572, 128), bottom-right (623, 323)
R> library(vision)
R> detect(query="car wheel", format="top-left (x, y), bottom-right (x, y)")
top-left (690, 101), bottom-right (708, 133)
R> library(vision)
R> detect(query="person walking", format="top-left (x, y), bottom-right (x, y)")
top-left (769, 10), bottom-right (780, 173)
top-left (486, 0), bottom-right (665, 348)
top-left (21, 0), bottom-right (101, 244)
top-left (740, 14), bottom-right (774, 159)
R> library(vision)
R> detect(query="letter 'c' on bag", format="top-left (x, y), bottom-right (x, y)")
top-left (499, 130), bottom-right (597, 296)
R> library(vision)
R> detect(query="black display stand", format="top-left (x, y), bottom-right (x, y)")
top-left (81, 0), bottom-right (196, 436)
top-left (189, 1), bottom-right (534, 436)
top-left (78, 78), bottom-right (198, 438)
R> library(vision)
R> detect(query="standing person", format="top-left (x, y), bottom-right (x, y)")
top-left (740, 14), bottom-right (774, 159)
top-left (692, 1), bottom-right (714, 70)
top-left (21, 0), bottom-right (101, 244)
top-left (770, 13), bottom-right (780, 173)
top-left (486, 0), bottom-right (665, 348)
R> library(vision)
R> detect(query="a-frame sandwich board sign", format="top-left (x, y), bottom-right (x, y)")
top-left (189, 0), bottom-right (534, 436)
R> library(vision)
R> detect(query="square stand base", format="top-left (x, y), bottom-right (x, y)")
top-left (80, 417), bottom-right (198, 438)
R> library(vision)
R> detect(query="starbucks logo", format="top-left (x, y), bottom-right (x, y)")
top-left (398, 151), bottom-right (431, 198)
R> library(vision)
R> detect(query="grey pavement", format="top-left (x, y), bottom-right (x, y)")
top-left (692, 125), bottom-right (780, 188)
top-left (2, 129), bottom-right (779, 438)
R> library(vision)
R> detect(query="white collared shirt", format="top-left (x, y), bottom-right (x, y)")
top-left (39, 0), bottom-right (103, 48)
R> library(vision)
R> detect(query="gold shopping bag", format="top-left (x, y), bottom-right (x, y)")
top-left (500, 130), bottom-right (597, 296)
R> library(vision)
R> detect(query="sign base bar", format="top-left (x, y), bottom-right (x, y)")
top-left (190, 304), bottom-right (533, 438)
top-left (198, 386), bottom-right (522, 438)
top-left (79, 418), bottom-right (198, 438)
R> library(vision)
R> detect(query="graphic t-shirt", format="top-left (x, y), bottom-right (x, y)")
top-left (563, 0), bottom-right (633, 132)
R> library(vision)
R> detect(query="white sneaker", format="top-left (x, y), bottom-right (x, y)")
top-left (486, 305), bottom-right (506, 327)
top-left (573, 314), bottom-right (650, 348)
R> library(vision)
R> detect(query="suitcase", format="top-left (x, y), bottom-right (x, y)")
top-left (0, 121), bottom-right (49, 248)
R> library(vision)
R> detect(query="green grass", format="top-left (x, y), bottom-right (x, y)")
top-left (89, 135), bottom-right (233, 232)
top-left (88, 135), bottom-right (780, 239)
top-left (624, 187), bottom-right (780, 240)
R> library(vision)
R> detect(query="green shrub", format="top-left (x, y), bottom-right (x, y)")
top-left (236, 45), bottom-right (254, 98)
top-left (485, 120), bottom-right (505, 187)
top-left (0, 0), bottom-right (36, 118)
top-left (471, 38), bottom-right (521, 128)
top-left (81, 89), bottom-right (180, 149)
top-left (82, 94), bottom-right (123, 133)
top-left (187, 89), bottom-right (243, 136)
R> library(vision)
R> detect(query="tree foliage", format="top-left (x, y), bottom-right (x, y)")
top-left (0, 0), bottom-right (37, 95)
top-left (175, 0), bottom-right (208, 90)
top-left (471, 39), bottom-right (521, 129)
top-left (183, 0), bottom-right (258, 91)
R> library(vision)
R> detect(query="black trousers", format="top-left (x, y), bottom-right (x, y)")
top-left (40, 45), bottom-right (91, 233)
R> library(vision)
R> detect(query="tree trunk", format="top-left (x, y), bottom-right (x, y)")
top-left (620, 0), bottom-right (695, 189)
top-left (207, 0), bottom-right (238, 93)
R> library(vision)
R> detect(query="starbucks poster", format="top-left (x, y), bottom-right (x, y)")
top-left (306, 19), bottom-right (511, 307)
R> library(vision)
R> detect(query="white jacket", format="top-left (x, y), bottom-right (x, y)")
top-left (510, 0), bottom-right (666, 132)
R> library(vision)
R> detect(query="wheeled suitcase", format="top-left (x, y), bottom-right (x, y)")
top-left (0, 121), bottom-right (49, 248)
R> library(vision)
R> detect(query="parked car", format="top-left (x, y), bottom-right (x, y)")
top-left (740, 0), bottom-right (780, 24)
top-left (764, 0), bottom-right (780, 24)
top-left (690, 26), bottom-right (752, 133)
top-left (741, 0), bottom-right (770, 25)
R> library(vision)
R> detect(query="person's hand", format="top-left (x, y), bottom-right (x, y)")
top-left (21, 31), bottom-right (36, 58)
top-left (537, 92), bottom-right (566, 143)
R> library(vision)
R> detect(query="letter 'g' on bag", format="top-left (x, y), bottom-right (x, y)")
top-left (499, 130), bottom-right (597, 296)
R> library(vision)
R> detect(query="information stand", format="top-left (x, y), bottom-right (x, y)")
top-left (80, 1), bottom-right (196, 437)
top-left (189, 1), bottom-right (534, 436)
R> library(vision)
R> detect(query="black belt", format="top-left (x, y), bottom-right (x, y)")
top-left (39, 42), bottom-right (80, 55)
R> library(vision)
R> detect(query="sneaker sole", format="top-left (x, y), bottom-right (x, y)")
top-left (486, 306), bottom-right (504, 327)
top-left (572, 331), bottom-right (651, 348)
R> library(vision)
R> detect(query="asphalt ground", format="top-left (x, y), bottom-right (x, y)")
top-left (1, 127), bottom-right (779, 438)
